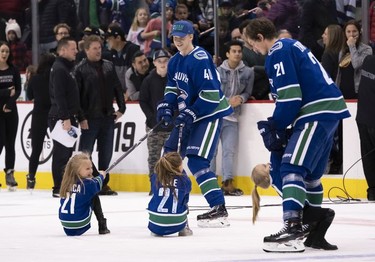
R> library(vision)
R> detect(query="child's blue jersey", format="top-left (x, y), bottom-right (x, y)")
top-left (164, 46), bottom-right (233, 122)
top-left (148, 172), bottom-right (192, 236)
top-left (59, 175), bottom-right (104, 236)
top-left (265, 38), bottom-right (350, 130)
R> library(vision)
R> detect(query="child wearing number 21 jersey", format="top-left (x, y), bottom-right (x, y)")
top-left (58, 153), bottom-right (109, 236)
top-left (148, 152), bottom-right (192, 236)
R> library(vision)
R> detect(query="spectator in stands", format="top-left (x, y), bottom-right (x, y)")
top-left (218, 0), bottom-right (240, 32)
top-left (239, 20), bottom-right (269, 100)
top-left (5, 19), bottom-right (30, 72)
top-left (211, 40), bottom-right (254, 196)
top-left (0, 0), bottom-right (30, 41)
top-left (336, 19), bottom-right (373, 99)
top-left (125, 51), bottom-right (151, 101)
top-left (38, 0), bottom-right (78, 54)
top-left (106, 24), bottom-right (140, 96)
top-left (298, 0), bottom-right (338, 61)
top-left (255, 0), bottom-right (300, 39)
top-left (126, 7), bottom-right (149, 52)
top-left (49, 23), bottom-right (71, 55)
top-left (140, 4), bottom-right (174, 56)
top-left (321, 24), bottom-right (345, 82)
top-left (26, 53), bottom-right (55, 190)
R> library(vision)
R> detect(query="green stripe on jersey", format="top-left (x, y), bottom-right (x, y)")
top-left (283, 185), bottom-right (306, 207)
top-left (148, 212), bottom-right (187, 225)
top-left (199, 90), bottom-right (220, 103)
top-left (199, 178), bottom-right (220, 195)
top-left (277, 84), bottom-right (302, 101)
top-left (61, 214), bottom-right (92, 229)
top-left (296, 98), bottom-right (347, 120)
top-left (164, 86), bottom-right (178, 96)
top-left (306, 191), bottom-right (323, 206)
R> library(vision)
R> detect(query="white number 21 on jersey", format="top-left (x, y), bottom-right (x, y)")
top-left (274, 62), bottom-right (285, 77)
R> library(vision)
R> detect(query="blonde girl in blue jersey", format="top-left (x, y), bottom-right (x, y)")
top-left (59, 153), bottom-right (109, 236)
top-left (148, 152), bottom-right (192, 236)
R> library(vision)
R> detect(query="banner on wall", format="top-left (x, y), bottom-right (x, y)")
top-left (1, 102), bottom-right (364, 179)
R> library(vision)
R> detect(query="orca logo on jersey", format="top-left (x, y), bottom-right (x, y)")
top-left (269, 42), bottom-right (283, 55)
top-left (174, 72), bottom-right (189, 83)
top-left (193, 50), bottom-right (208, 60)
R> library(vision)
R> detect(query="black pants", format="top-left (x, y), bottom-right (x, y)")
top-left (48, 117), bottom-right (77, 191)
top-left (0, 109), bottom-right (18, 169)
top-left (356, 122), bottom-right (375, 190)
top-left (28, 110), bottom-right (49, 176)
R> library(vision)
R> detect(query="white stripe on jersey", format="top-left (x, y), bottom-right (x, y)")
top-left (291, 121), bottom-right (317, 165)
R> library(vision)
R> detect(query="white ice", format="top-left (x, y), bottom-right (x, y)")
top-left (1, 190), bottom-right (374, 262)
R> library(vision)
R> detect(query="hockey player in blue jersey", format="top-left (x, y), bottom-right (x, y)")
top-left (156, 20), bottom-right (234, 227)
top-left (251, 152), bottom-right (338, 251)
top-left (59, 153), bottom-right (109, 236)
top-left (245, 18), bottom-right (350, 252)
top-left (148, 152), bottom-right (193, 236)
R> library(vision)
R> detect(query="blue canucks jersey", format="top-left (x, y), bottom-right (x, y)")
top-left (265, 38), bottom-right (350, 129)
top-left (148, 172), bottom-right (192, 236)
top-left (164, 46), bottom-right (233, 122)
top-left (59, 175), bottom-right (104, 236)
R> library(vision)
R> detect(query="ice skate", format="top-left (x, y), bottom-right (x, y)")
top-left (5, 169), bottom-right (18, 192)
top-left (98, 218), bottom-right (111, 234)
top-left (26, 174), bottom-right (36, 190)
top-left (178, 221), bottom-right (193, 236)
top-left (197, 204), bottom-right (230, 228)
top-left (263, 219), bottom-right (305, 253)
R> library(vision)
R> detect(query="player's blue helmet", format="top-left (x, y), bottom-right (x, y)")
top-left (171, 20), bottom-right (194, 37)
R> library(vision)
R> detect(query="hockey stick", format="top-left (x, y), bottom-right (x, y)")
top-left (177, 124), bottom-right (184, 154)
top-left (105, 120), bottom-right (163, 173)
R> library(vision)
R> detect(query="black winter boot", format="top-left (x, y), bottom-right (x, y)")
top-left (98, 218), bottom-right (111, 234)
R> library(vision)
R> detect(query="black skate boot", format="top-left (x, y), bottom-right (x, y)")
top-left (5, 169), bottom-right (18, 191)
top-left (221, 179), bottom-right (244, 196)
top-left (98, 218), bottom-right (111, 234)
top-left (304, 208), bottom-right (338, 250)
top-left (197, 204), bottom-right (230, 228)
top-left (263, 218), bottom-right (305, 253)
top-left (26, 174), bottom-right (36, 190)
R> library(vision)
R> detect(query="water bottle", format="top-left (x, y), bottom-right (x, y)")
top-left (67, 127), bottom-right (78, 138)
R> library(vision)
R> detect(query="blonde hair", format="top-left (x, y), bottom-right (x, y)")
top-left (59, 153), bottom-right (91, 198)
top-left (250, 164), bottom-right (271, 224)
top-left (154, 152), bottom-right (183, 197)
top-left (130, 7), bottom-right (149, 31)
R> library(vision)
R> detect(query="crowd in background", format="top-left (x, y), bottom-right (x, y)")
top-left (1, 0), bottom-right (375, 199)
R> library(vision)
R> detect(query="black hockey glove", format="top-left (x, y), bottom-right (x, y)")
top-left (175, 107), bottom-right (197, 129)
top-left (156, 102), bottom-right (173, 127)
top-left (257, 118), bottom-right (286, 152)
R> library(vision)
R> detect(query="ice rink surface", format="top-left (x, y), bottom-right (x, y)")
top-left (1, 190), bottom-right (374, 262)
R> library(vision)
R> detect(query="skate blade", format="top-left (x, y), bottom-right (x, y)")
top-left (263, 240), bottom-right (305, 253)
top-left (197, 217), bottom-right (230, 228)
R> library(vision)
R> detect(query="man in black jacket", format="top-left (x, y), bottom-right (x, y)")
top-left (48, 37), bottom-right (80, 197)
top-left (75, 35), bottom-right (126, 195)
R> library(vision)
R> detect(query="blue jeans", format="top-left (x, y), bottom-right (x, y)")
top-left (211, 119), bottom-right (238, 181)
top-left (79, 116), bottom-right (115, 184)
